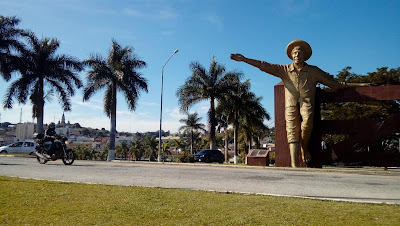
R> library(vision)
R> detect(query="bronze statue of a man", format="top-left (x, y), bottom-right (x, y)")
top-left (231, 40), bottom-right (347, 167)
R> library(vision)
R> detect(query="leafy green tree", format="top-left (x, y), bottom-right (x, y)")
top-left (179, 112), bottom-right (205, 154)
top-left (251, 125), bottom-right (270, 149)
top-left (160, 142), bottom-right (170, 161)
top-left (338, 66), bottom-right (400, 86)
top-left (321, 67), bottom-right (400, 151)
top-left (216, 80), bottom-right (269, 163)
top-left (100, 143), bottom-right (109, 161)
top-left (198, 137), bottom-right (210, 150)
top-left (96, 131), bottom-right (105, 137)
top-left (240, 113), bottom-right (270, 152)
top-left (173, 138), bottom-right (185, 151)
top-left (176, 57), bottom-right (242, 150)
top-left (178, 151), bottom-right (194, 163)
top-left (81, 128), bottom-right (90, 136)
top-left (0, 15), bottom-right (28, 80)
top-left (191, 131), bottom-right (203, 152)
top-left (83, 40), bottom-right (148, 161)
top-left (73, 145), bottom-right (95, 160)
top-left (3, 34), bottom-right (83, 133)
top-left (322, 67), bottom-right (400, 122)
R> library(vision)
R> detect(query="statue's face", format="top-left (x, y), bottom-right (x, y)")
top-left (291, 48), bottom-right (305, 64)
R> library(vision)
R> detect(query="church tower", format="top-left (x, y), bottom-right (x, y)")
top-left (61, 113), bottom-right (65, 126)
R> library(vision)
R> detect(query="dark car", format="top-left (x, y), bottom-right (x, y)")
top-left (193, 149), bottom-right (224, 163)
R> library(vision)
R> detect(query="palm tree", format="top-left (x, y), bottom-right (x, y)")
top-left (144, 136), bottom-right (158, 161)
top-left (160, 142), bottom-right (170, 161)
top-left (176, 57), bottom-right (241, 150)
top-left (217, 113), bottom-right (230, 163)
top-left (3, 34), bottom-right (83, 133)
top-left (242, 121), bottom-right (269, 150)
top-left (179, 112), bottom-right (205, 154)
top-left (216, 80), bottom-right (270, 163)
top-left (83, 40), bottom-right (148, 161)
top-left (116, 141), bottom-right (129, 160)
top-left (130, 138), bottom-right (145, 161)
top-left (0, 15), bottom-right (28, 80)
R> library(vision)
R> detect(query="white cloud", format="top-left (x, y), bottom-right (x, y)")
top-left (166, 107), bottom-right (184, 120)
top-left (74, 100), bottom-right (104, 111)
top-left (116, 110), bottom-right (133, 116)
top-left (140, 101), bottom-right (158, 107)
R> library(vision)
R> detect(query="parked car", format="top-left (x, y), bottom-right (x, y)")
top-left (193, 149), bottom-right (224, 163)
top-left (0, 141), bottom-right (37, 155)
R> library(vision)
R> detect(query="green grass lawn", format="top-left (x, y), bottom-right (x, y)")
top-left (1, 176), bottom-right (399, 225)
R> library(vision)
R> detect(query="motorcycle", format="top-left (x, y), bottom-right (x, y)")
top-left (33, 133), bottom-right (75, 165)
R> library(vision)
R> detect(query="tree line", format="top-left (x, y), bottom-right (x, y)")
top-left (1, 14), bottom-right (272, 164)
top-left (1, 15), bottom-right (148, 161)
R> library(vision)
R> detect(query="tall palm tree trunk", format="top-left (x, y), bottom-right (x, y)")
top-left (210, 99), bottom-right (216, 149)
top-left (108, 83), bottom-right (117, 161)
top-left (190, 129), bottom-right (194, 154)
top-left (224, 126), bottom-right (228, 163)
top-left (248, 136), bottom-right (252, 153)
top-left (233, 122), bottom-right (239, 164)
top-left (255, 136), bottom-right (260, 149)
top-left (37, 77), bottom-right (44, 133)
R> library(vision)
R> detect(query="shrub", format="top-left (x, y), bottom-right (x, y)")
top-left (238, 151), bottom-right (247, 163)
top-left (178, 151), bottom-right (194, 163)
top-left (73, 145), bottom-right (106, 160)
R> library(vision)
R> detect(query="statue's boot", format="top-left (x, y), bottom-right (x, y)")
top-left (301, 146), bottom-right (311, 165)
top-left (301, 131), bottom-right (312, 165)
top-left (289, 142), bottom-right (299, 168)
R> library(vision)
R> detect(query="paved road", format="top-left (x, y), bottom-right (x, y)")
top-left (1, 156), bottom-right (400, 204)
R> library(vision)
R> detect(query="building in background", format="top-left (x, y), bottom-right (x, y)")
top-left (56, 113), bottom-right (70, 137)
top-left (15, 122), bottom-right (35, 141)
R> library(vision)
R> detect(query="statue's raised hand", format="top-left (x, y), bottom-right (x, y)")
top-left (230, 53), bottom-right (245, 62)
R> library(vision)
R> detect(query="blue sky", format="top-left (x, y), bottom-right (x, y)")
top-left (1, 0), bottom-right (399, 133)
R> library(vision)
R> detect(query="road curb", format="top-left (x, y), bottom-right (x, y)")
top-left (110, 159), bottom-right (400, 176)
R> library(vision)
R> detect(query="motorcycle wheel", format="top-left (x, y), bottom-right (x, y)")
top-left (62, 150), bottom-right (75, 165)
top-left (37, 156), bottom-right (48, 164)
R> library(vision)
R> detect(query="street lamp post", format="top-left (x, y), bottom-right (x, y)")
top-left (158, 49), bottom-right (179, 162)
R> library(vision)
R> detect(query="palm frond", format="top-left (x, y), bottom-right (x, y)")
top-left (83, 40), bottom-right (148, 120)
top-left (46, 79), bottom-right (71, 111)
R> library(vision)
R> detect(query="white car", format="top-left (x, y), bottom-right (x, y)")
top-left (0, 141), bottom-right (37, 155)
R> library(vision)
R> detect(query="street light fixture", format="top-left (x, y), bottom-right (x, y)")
top-left (158, 49), bottom-right (179, 162)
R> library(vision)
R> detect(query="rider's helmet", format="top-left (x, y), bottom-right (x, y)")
top-left (48, 122), bottom-right (56, 130)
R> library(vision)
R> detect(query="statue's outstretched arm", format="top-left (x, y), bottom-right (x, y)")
top-left (317, 69), bottom-right (370, 90)
top-left (230, 53), bottom-right (281, 78)
top-left (230, 53), bottom-right (264, 69)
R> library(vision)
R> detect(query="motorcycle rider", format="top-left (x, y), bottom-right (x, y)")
top-left (44, 122), bottom-right (58, 158)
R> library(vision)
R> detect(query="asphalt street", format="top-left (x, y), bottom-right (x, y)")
top-left (1, 156), bottom-right (399, 204)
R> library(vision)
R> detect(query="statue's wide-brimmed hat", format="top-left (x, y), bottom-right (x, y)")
top-left (286, 40), bottom-right (312, 61)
